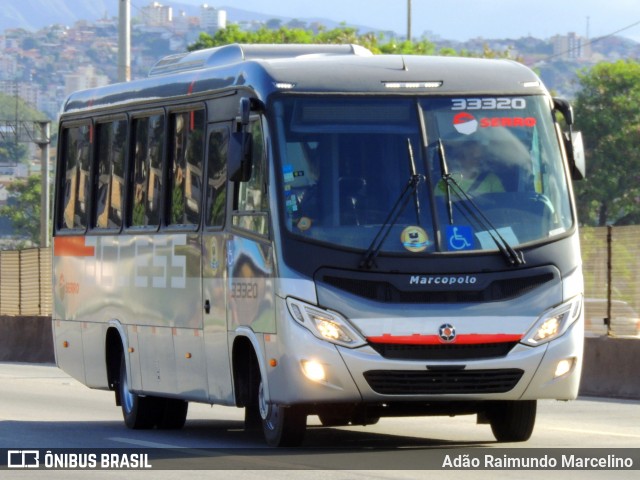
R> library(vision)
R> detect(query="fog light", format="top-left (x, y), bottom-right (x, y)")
top-left (301, 360), bottom-right (326, 382)
top-left (554, 358), bottom-right (574, 378)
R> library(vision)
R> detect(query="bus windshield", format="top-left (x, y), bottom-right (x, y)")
top-left (274, 95), bottom-right (573, 256)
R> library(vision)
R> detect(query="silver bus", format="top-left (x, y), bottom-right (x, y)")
top-left (53, 44), bottom-right (586, 447)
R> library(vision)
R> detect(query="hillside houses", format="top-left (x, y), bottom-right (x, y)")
top-left (0, 3), bottom-right (638, 124)
top-left (0, 4), bottom-right (227, 121)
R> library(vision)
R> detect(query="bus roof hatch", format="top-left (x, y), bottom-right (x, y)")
top-left (148, 43), bottom-right (373, 77)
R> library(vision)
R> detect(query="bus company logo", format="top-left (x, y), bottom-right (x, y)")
top-left (438, 324), bottom-right (457, 343)
top-left (409, 275), bottom-right (477, 285)
top-left (453, 112), bottom-right (538, 135)
top-left (452, 112), bottom-right (478, 135)
top-left (58, 274), bottom-right (80, 300)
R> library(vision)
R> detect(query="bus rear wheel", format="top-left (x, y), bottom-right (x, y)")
top-left (258, 380), bottom-right (306, 447)
top-left (119, 354), bottom-right (158, 429)
top-left (157, 398), bottom-right (189, 429)
top-left (118, 353), bottom-right (188, 429)
top-left (487, 400), bottom-right (537, 442)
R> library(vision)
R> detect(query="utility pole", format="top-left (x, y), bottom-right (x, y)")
top-left (118, 0), bottom-right (131, 82)
top-left (36, 122), bottom-right (51, 248)
top-left (407, 0), bottom-right (412, 41)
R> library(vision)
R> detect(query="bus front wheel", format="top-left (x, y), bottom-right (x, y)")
top-left (258, 380), bottom-right (306, 447)
top-left (487, 400), bottom-right (537, 442)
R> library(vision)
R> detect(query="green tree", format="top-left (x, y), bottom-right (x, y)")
top-left (0, 92), bottom-right (47, 121)
top-left (187, 24), bottom-right (524, 62)
top-left (0, 175), bottom-right (42, 246)
top-left (0, 142), bottom-right (28, 164)
top-left (0, 93), bottom-right (48, 164)
top-left (188, 25), bottom-right (439, 56)
top-left (573, 60), bottom-right (640, 226)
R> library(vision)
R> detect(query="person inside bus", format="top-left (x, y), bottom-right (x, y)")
top-left (438, 141), bottom-right (505, 196)
top-left (292, 151), bottom-right (322, 230)
top-left (294, 151), bottom-right (368, 228)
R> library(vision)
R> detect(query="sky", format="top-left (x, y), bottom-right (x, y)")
top-left (199, 0), bottom-right (640, 42)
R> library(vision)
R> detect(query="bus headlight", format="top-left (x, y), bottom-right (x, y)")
top-left (286, 298), bottom-right (366, 348)
top-left (522, 295), bottom-right (582, 346)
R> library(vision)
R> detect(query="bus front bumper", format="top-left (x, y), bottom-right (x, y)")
top-left (263, 308), bottom-right (583, 406)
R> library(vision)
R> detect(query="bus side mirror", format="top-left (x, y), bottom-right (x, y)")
top-left (566, 131), bottom-right (586, 180)
top-left (230, 97), bottom-right (253, 182)
top-left (554, 97), bottom-right (586, 180)
top-left (553, 97), bottom-right (574, 126)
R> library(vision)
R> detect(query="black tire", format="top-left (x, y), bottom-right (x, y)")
top-left (244, 402), bottom-right (262, 431)
top-left (488, 400), bottom-right (537, 442)
top-left (119, 353), bottom-right (161, 429)
top-left (258, 380), bottom-right (306, 447)
top-left (157, 398), bottom-right (188, 429)
top-left (118, 353), bottom-right (188, 430)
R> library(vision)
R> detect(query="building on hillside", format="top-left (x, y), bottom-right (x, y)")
top-left (64, 65), bottom-right (109, 97)
top-left (0, 54), bottom-right (18, 81)
top-left (141, 2), bottom-right (173, 28)
top-left (551, 32), bottom-right (591, 61)
top-left (200, 4), bottom-right (227, 33)
top-left (0, 80), bottom-right (39, 107)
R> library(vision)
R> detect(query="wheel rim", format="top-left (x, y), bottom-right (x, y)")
top-left (258, 381), bottom-right (278, 432)
top-left (120, 362), bottom-right (134, 414)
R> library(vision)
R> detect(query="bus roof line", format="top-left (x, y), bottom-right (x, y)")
top-left (61, 51), bottom-right (548, 116)
top-left (148, 43), bottom-right (373, 77)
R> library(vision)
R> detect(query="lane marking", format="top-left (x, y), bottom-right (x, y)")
top-left (108, 437), bottom-right (184, 449)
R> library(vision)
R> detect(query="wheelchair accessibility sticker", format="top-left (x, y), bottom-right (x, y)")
top-left (446, 225), bottom-right (474, 251)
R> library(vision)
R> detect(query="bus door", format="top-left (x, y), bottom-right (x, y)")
top-left (227, 118), bottom-right (276, 352)
top-left (202, 124), bottom-right (234, 404)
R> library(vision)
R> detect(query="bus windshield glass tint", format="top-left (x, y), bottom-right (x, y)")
top-left (274, 95), bottom-right (573, 254)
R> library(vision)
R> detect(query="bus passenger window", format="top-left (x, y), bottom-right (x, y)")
top-left (169, 110), bottom-right (204, 227)
top-left (233, 120), bottom-right (269, 235)
top-left (59, 124), bottom-right (91, 231)
top-left (205, 128), bottom-right (228, 228)
top-left (131, 114), bottom-right (164, 228)
top-left (94, 119), bottom-right (126, 229)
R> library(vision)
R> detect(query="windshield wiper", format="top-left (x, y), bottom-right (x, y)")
top-left (360, 138), bottom-right (422, 269)
top-left (437, 139), bottom-right (525, 266)
top-left (438, 139), bottom-right (455, 225)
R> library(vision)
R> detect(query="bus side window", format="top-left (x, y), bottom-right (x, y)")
top-left (58, 124), bottom-right (91, 231)
top-left (168, 109), bottom-right (205, 227)
top-left (94, 119), bottom-right (126, 230)
top-left (205, 128), bottom-right (228, 228)
top-left (233, 119), bottom-right (269, 236)
top-left (130, 114), bottom-right (164, 228)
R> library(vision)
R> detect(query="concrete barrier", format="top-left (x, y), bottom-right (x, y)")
top-left (580, 336), bottom-right (640, 400)
top-left (0, 316), bottom-right (55, 363)
top-left (1, 316), bottom-right (639, 400)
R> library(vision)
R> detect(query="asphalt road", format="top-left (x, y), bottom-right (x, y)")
top-left (1, 363), bottom-right (639, 479)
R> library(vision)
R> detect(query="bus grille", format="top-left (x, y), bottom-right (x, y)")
top-left (363, 368), bottom-right (524, 395)
top-left (321, 273), bottom-right (553, 303)
top-left (369, 342), bottom-right (518, 361)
